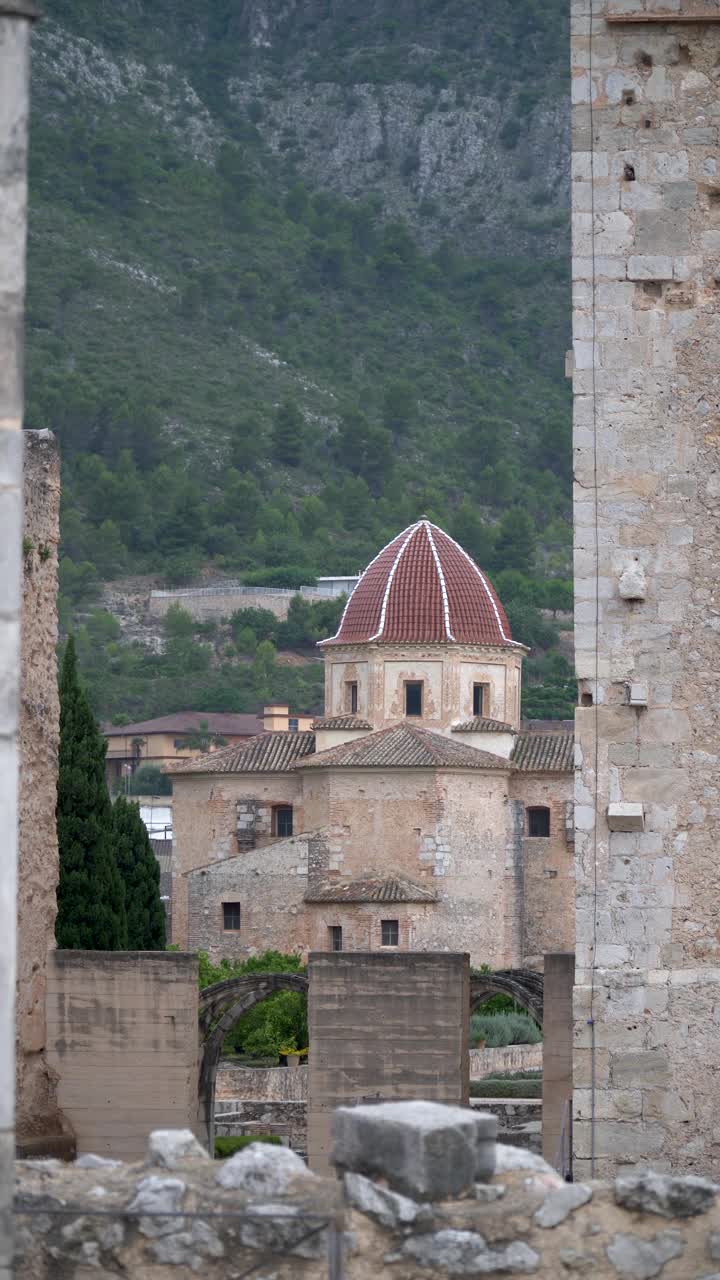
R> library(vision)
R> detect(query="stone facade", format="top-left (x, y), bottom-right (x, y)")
top-left (572, 1), bottom-right (720, 1176)
top-left (17, 430), bottom-right (63, 1146)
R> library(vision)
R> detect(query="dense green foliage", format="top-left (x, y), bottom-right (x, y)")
top-left (125, 763), bottom-right (173, 797)
top-left (469, 1011), bottom-right (542, 1048)
top-left (214, 1135), bottom-right (282, 1159)
top-left (29, 0), bottom-right (574, 721)
top-left (470, 1072), bottom-right (543, 1100)
top-left (56, 639), bottom-right (128, 949)
top-left (198, 950), bottom-right (308, 1058)
top-left (111, 797), bottom-right (167, 949)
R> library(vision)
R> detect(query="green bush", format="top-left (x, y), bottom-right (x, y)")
top-left (125, 764), bottom-right (172, 796)
top-left (470, 1011), bottom-right (542, 1048)
top-left (470, 1077), bottom-right (542, 1099)
top-left (214, 1134), bottom-right (282, 1159)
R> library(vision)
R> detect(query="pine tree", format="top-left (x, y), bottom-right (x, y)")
top-left (111, 797), bottom-right (167, 950)
top-left (56, 637), bottom-right (128, 950)
top-left (272, 400), bottom-right (304, 466)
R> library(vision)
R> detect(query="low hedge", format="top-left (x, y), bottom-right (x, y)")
top-left (214, 1134), bottom-right (282, 1158)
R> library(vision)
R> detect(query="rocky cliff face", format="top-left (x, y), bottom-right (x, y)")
top-left (33, 0), bottom-right (569, 257)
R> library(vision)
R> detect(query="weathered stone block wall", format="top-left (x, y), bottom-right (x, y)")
top-left (171, 771), bottom-right (303, 947)
top-left (216, 1062), bottom-right (308, 1101)
top-left (572, 1), bottom-right (720, 1175)
top-left (186, 836), bottom-right (310, 959)
top-left (44, 951), bottom-right (199, 1159)
top-left (509, 774), bottom-right (575, 967)
top-left (214, 1099), bottom-right (308, 1152)
top-left (306, 952), bottom-right (469, 1174)
top-left (17, 430), bottom-right (63, 1145)
top-left (147, 583), bottom-right (330, 623)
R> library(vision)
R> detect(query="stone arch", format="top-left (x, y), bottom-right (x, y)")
top-left (198, 973), bottom-right (309, 1151)
top-left (470, 969), bottom-right (544, 1026)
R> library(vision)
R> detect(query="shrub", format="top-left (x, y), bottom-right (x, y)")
top-left (470, 1011), bottom-right (542, 1048)
top-left (469, 1077), bottom-right (542, 1099)
top-left (126, 764), bottom-right (172, 796)
top-left (214, 1134), bottom-right (281, 1158)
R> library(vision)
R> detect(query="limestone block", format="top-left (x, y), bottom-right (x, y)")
top-left (627, 255), bottom-right (674, 281)
top-left (145, 1130), bottom-right (209, 1170)
top-left (607, 803), bottom-right (644, 832)
top-left (332, 1101), bottom-right (497, 1200)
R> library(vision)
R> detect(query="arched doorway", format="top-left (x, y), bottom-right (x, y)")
top-left (198, 972), bottom-right (309, 1151)
top-left (470, 969), bottom-right (544, 1025)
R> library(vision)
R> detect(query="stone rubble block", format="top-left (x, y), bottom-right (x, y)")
top-left (615, 1170), bottom-right (718, 1219)
top-left (534, 1182), bottom-right (593, 1228)
top-left (401, 1229), bottom-right (540, 1275)
top-left (606, 1230), bottom-right (686, 1279)
top-left (215, 1141), bottom-right (315, 1196)
top-left (343, 1171), bottom-right (433, 1231)
top-left (332, 1101), bottom-right (497, 1200)
top-left (145, 1129), bottom-right (209, 1169)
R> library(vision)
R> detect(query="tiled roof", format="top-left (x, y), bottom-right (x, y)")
top-left (297, 723), bottom-right (512, 771)
top-left (305, 876), bottom-right (438, 904)
top-left (311, 715), bottom-right (373, 730)
top-left (104, 711), bottom-right (265, 737)
top-left (167, 731), bottom-right (316, 775)
top-left (512, 731), bottom-right (574, 773)
top-left (452, 717), bottom-right (515, 733)
top-left (319, 519), bottom-right (519, 648)
top-left (150, 838), bottom-right (173, 875)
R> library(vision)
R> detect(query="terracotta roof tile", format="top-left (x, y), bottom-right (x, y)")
top-left (167, 731), bottom-right (315, 775)
top-left (511, 731), bottom-right (574, 773)
top-left (311, 715), bottom-right (373, 730)
top-left (297, 723), bottom-right (512, 771)
top-left (319, 519), bottom-right (519, 648)
top-left (305, 876), bottom-right (438, 904)
top-left (452, 717), bottom-right (515, 733)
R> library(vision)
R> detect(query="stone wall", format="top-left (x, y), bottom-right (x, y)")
top-left (509, 774), bottom-right (575, 968)
top-left (0, 8), bottom-right (35, 1278)
top-left (215, 1099), bottom-right (308, 1152)
top-left (469, 1043), bottom-right (543, 1079)
top-left (307, 952), bottom-right (469, 1174)
top-left (17, 430), bottom-right (63, 1146)
top-left (216, 1062), bottom-right (308, 1101)
top-left (14, 1107), bottom-right (720, 1280)
top-left (44, 951), bottom-right (199, 1160)
top-left (572, 1), bottom-right (720, 1176)
top-left (147, 583), bottom-right (330, 623)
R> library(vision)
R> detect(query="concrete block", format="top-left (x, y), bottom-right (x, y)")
top-left (332, 1101), bottom-right (497, 1200)
top-left (607, 803), bottom-right (644, 832)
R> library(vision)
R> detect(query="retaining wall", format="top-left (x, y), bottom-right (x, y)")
top-left (147, 583), bottom-right (332, 623)
top-left (469, 1043), bottom-right (542, 1079)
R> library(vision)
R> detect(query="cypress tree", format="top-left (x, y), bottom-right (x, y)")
top-left (111, 797), bottom-right (167, 950)
top-left (56, 637), bottom-right (128, 950)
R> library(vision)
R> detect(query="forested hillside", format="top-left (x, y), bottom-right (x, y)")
top-left (26, 0), bottom-right (574, 722)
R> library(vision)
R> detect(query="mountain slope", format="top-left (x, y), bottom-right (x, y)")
top-left (25, 0), bottom-right (574, 721)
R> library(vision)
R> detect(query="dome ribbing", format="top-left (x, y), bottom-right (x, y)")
top-left (319, 520), bottom-right (517, 648)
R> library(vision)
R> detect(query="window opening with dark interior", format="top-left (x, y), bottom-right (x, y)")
top-left (527, 806), bottom-right (551, 838)
top-left (381, 918), bottom-right (399, 947)
top-left (405, 682), bottom-right (423, 717)
top-left (346, 682), bottom-right (358, 715)
top-left (223, 901), bottom-right (241, 931)
top-left (473, 683), bottom-right (489, 718)
top-left (288, 717), bottom-right (298, 733)
top-left (329, 925), bottom-right (343, 952)
top-left (273, 805), bottom-right (294, 838)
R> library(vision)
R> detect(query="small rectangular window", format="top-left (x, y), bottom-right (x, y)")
top-left (274, 806), bottom-right (294, 838)
top-left (329, 925), bottom-right (343, 952)
top-left (288, 718), bottom-right (299, 733)
top-left (473, 683), bottom-right (488, 717)
top-left (346, 681), bottom-right (358, 714)
top-left (381, 918), bottom-right (399, 947)
top-left (528, 807), bottom-right (551, 838)
top-left (404, 682), bottom-right (423, 717)
top-left (223, 902), bottom-right (241, 931)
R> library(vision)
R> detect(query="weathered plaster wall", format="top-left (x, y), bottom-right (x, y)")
top-left (307, 952), bottom-right (469, 1174)
top-left (323, 643), bottom-right (524, 731)
top-left (17, 430), bottom-right (63, 1144)
top-left (171, 771), bottom-right (303, 947)
top-left (572, 1), bottom-right (720, 1176)
top-left (44, 951), bottom-right (199, 1160)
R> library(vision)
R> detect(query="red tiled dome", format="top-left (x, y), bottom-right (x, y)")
top-left (319, 520), bottom-right (517, 648)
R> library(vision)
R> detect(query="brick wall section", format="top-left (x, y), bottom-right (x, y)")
top-left (44, 951), bottom-right (199, 1160)
top-left (572, 2), bottom-right (720, 1175)
top-left (306, 951), bottom-right (469, 1173)
top-left (17, 431), bottom-right (63, 1142)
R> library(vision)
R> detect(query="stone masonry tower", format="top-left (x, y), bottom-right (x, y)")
top-left (572, 0), bottom-right (720, 1176)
